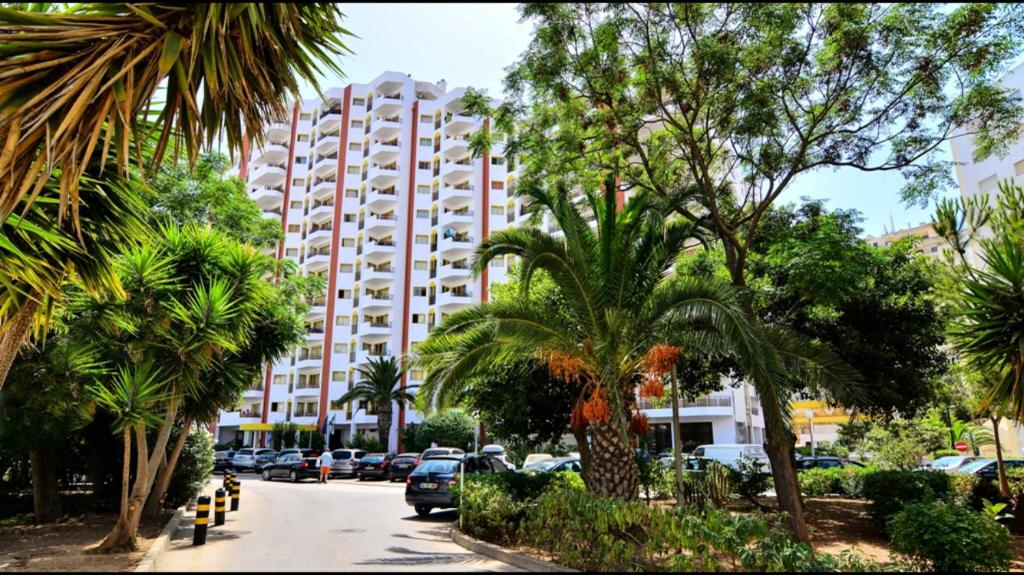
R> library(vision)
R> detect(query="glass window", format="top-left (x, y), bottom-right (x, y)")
top-left (414, 460), bottom-right (459, 474)
top-left (296, 134), bottom-right (309, 142)
top-left (415, 234), bottom-right (428, 244)
top-left (341, 238), bottom-right (355, 248)
top-left (490, 205), bottom-right (504, 215)
top-left (334, 343), bottom-right (348, 354)
top-left (352, 97), bottom-right (365, 106)
top-left (491, 181), bottom-right (504, 190)
top-left (299, 113), bottom-right (311, 121)
top-left (419, 114), bottom-right (433, 123)
top-left (349, 143), bottom-right (362, 151)
top-left (417, 185), bottom-right (431, 194)
top-left (340, 263), bottom-right (354, 273)
top-left (346, 165), bottom-right (360, 174)
top-left (418, 161), bottom-right (431, 170)
top-left (290, 201), bottom-right (302, 209)
top-left (292, 178), bottom-right (304, 186)
top-left (287, 224), bottom-right (300, 233)
top-left (295, 156), bottom-right (306, 163)
top-left (413, 286), bottom-right (427, 296)
top-left (414, 260), bottom-right (428, 271)
top-left (345, 188), bottom-right (359, 198)
top-left (419, 138), bottom-right (432, 146)
top-left (331, 371), bottom-right (345, 382)
top-left (285, 248), bottom-right (298, 257)
top-left (416, 209), bottom-right (429, 219)
top-left (351, 120), bottom-right (364, 129)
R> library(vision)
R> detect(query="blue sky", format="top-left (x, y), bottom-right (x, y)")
top-left (297, 3), bottom-right (989, 237)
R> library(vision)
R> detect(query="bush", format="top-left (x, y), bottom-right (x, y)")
top-left (861, 470), bottom-right (950, 528)
top-left (931, 448), bottom-right (959, 458)
top-left (889, 500), bottom-right (1012, 572)
top-left (731, 457), bottom-right (772, 504)
top-left (165, 428), bottom-right (214, 509)
top-left (296, 430), bottom-right (325, 452)
top-left (949, 473), bottom-right (982, 508)
top-left (454, 471), bottom-right (584, 544)
top-left (412, 409), bottom-right (475, 452)
top-left (348, 433), bottom-right (384, 453)
top-left (799, 468), bottom-right (842, 497)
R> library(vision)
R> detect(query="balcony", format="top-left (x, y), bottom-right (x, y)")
top-left (441, 158), bottom-right (474, 181)
top-left (439, 208), bottom-right (474, 228)
top-left (260, 208), bottom-right (282, 219)
top-left (442, 133), bottom-right (471, 156)
top-left (363, 238), bottom-right (396, 261)
top-left (305, 224), bottom-right (333, 244)
top-left (295, 351), bottom-right (323, 370)
top-left (368, 139), bottom-right (401, 162)
top-left (251, 163), bottom-right (287, 186)
top-left (635, 394), bottom-right (734, 417)
top-left (304, 247), bottom-right (331, 270)
top-left (444, 113), bottom-right (475, 132)
top-left (365, 188), bottom-right (398, 210)
top-left (256, 141), bottom-right (290, 163)
top-left (307, 200), bottom-right (335, 220)
top-left (366, 164), bottom-right (399, 186)
top-left (438, 262), bottom-right (472, 282)
top-left (439, 234), bottom-right (475, 257)
top-left (364, 213), bottom-right (397, 234)
top-left (319, 109), bottom-right (342, 131)
top-left (437, 289), bottom-right (474, 310)
top-left (293, 380), bottom-right (322, 396)
top-left (305, 326), bottom-right (325, 342)
top-left (313, 153), bottom-right (339, 176)
top-left (310, 178), bottom-right (337, 198)
top-left (252, 185), bottom-right (284, 205)
top-left (360, 292), bottom-right (394, 313)
top-left (361, 263), bottom-right (395, 286)
top-left (268, 121), bottom-right (290, 141)
top-left (358, 347), bottom-right (393, 365)
top-left (242, 386), bottom-right (265, 398)
top-left (315, 132), bottom-right (340, 153)
top-left (440, 184), bottom-right (475, 207)
top-left (370, 116), bottom-right (401, 139)
top-left (360, 320), bottom-right (392, 338)
top-left (374, 94), bottom-right (403, 115)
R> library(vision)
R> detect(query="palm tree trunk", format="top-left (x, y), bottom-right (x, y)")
top-left (992, 416), bottom-right (1011, 499)
top-left (145, 416), bottom-right (192, 519)
top-left (30, 447), bottom-right (62, 523)
top-left (378, 409), bottom-right (391, 451)
top-left (572, 427), bottom-right (593, 484)
top-left (97, 428), bottom-right (134, 553)
top-left (0, 299), bottom-right (39, 391)
top-left (669, 366), bottom-right (685, 500)
top-left (764, 431), bottom-right (811, 543)
top-left (587, 421), bottom-right (639, 499)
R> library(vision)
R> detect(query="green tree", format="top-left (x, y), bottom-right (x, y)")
top-left (416, 176), bottom-right (855, 499)
top-left (465, 3), bottom-right (1022, 539)
top-left (330, 356), bottom-right (416, 450)
top-left (0, 3), bottom-right (354, 227)
top-left (412, 410), bottom-right (477, 453)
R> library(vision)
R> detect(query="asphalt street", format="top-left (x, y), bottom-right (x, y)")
top-left (153, 473), bottom-right (521, 572)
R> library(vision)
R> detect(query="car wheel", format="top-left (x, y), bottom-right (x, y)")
top-left (414, 505), bottom-right (431, 517)
top-left (262, 469), bottom-right (271, 481)
top-left (357, 473), bottom-right (364, 481)
top-left (289, 470), bottom-right (298, 483)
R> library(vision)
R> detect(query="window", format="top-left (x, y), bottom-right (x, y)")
top-left (491, 156), bottom-right (505, 165)
top-left (292, 178), bottom-right (304, 186)
top-left (346, 165), bottom-right (360, 174)
top-left (332, 371), bottom-right (346, 382)
top-left (411, 234), bottom-right (427, 244)
top-left (410, 369), bottom-right (425, 381)
top-left (343, 213), bottom-right (356, 223)
top-left (490, 259), bottom-right (504, 267)
top-left (285, 248), bottom-right (299, 258)
top-left (271, 402), bottom-right (280, 412)
top-left (413, 286), bottom-right (427, 297)
top-left (420, 114), bottom-right (433, 123)
top-left (297, 134), bottom-right (310, 142)
top-left (295, 156), bottom-right (306, 163)
top-left (416, 209), bottom-right (429, 219)
top-left (414, 260), bottom-right (428, 271)
top-left (290, 200), bottom-right (302, 209)
top-left (418, 160), bottom-right (431, 170)
top-left (287, 224), bottom-right (300, 233)
top-left (299, 113), bottom-right (311, 121)
top-left (339, 263), bottom-right (354, 273)
top-left (930, 246), bottom-right (939, 253)
top-left (345, 188), bottom-right (359, 198)
top-left (417, 185), bottom-right (430, 194)
top-left (273, 375), bottom-right (287, 385)
top-left (337, 292), bottom-right (351, 302)
top-left (490, 205), bottom-right (504, 215)
top-left (341, 238), bottom-right (355, 248)
top-left (419, 137), bottom-right (432, 146)
top-left (351, 120), bottom-right (363, 129)
top-left (352, 97), bottom-right (365, 106)
top-left (349, 142), bottom-right (362, 151)
top-left (412, 313), bottom-right (425, 324)
top-left (491, 181), bottom-right (504, 190)
top-left (1015, 159), bottom-right (1024, 176)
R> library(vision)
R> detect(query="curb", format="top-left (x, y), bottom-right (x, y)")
top-left (450, 528), bottom-right (576, 572)
top-left (134, 507), bottom-right (184, 573)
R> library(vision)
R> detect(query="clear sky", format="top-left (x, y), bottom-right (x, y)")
top-left (295, 3), bottom-right (997, 237)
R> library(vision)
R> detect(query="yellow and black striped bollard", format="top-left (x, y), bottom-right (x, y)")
top-left (193, 495), bottom-right (211, 545)
top-left (214, 488), bottom-right (226, 526)
top-left (230, 478), bottom-right (240, 511)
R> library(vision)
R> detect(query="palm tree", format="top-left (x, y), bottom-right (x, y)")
top-left (0, 3), bottom-right (354, 227)
top-left (416, 175), bottom-right (856, 500)
top-left (87, 361), bottom-right (169, 552)
top-left (331, 356), bottom-right (416, 450)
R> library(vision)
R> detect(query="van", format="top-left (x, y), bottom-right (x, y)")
top-left (692, 444), bottom-right (771, 472)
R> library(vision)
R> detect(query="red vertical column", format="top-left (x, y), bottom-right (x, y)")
top-left (480, 118), bottom-right (491, 303)
top-left (396, 101), bottom-right (420, 453)
top-left (318, 86), bottom-right (353, 429)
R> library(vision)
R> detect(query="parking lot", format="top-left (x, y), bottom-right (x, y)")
top-left (153, 474), bottom-right (520, 572)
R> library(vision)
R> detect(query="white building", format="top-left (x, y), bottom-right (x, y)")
top-left (213, 71), bottom-right (764, 452)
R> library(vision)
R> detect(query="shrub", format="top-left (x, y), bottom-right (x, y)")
top-left (412, 409), bottom-right (475, 452)
top-left (348, 433), bottom-right (384, 453)
top-left (861, 470), bottom-right (950, 528)
top-left (949, 473), bottom-right (982, 508)
top-left (731, 457), bottom-right (772, 505)
top-left (889, 500), bottom-right (1012, 572)
top-left (458, 478), bottom-right (524, 544)
top-left (165, 428), bottom-right (214, 509)
top-left (931, 448), bottom-right (959, 458)
top-left (799, 468), bottom-right (842, 497)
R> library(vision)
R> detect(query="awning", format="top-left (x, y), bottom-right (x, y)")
top-left (238, 423), bottom-right (318, 431)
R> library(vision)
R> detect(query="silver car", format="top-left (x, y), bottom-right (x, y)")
top-left (329, 449), bottom-right (368, 478)
top-left (232, 448), bottom-right (275, 471)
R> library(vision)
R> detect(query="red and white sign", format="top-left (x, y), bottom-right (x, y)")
top-left (955, 441), bottom-right (970, 453)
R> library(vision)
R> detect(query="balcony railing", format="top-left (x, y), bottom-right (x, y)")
top-left (635, 394), bottom-right (734, 411)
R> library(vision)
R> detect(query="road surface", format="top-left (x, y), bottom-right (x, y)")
top-left (153, 474), bottom-right (520, 572)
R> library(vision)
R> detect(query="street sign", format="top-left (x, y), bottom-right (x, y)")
top-left (955, 441), bottom-right (969, 453)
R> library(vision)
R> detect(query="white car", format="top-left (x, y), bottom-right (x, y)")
top-left (232, 448), bottom-right (276, 471)
top-left (523, 453), bottom-right (553, 467)
top-left (692, 444), bottom-right (771, 472)
top-left (925, 455), bottom-right (983, 472)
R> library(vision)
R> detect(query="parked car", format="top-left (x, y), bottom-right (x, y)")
top-left (405, 454), bottom-right (511, 517)
top-left (214, 450), bottom-right (236, 473)
top-left (329, 449), bottom-right (368, 478)
top-left (421, 447), bottom-right (465, 460)
top-left (692, 444), bottom-right (771, 471)
top-left (356, 453), bottom-right (397, 481)
top-left (388, 453), bottom-right (421, 482)
top-left (523, 453), bottom-right (553, 467)
top-left (254, 449), bottom-right (278, 469)
top-left (795, 456), bottom-right (865, 470)
top-left (955, 458), bottom-right (1024, 480)
top-left (658, 455), bottom-right (705, 471)
top-left (923, 455), bottom-right (983, 472)
top-left (519, 456), bottom-right (581, 474)
top-left (481, 444), bottom-right (517, 471)
top-left (260, 452), bottom-right (321, 483)
top-left (232, 448), bottom-right (276, 472)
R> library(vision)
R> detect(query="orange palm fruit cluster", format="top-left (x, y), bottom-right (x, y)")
top-left (629, 412), bottom-right (649, 435)
top-left (643, 344), bottom-right (682, 375)
top-left (582, 390), bottom-right (610, 423)
top-left (638, 375), bottom-right (665, 398)
top-left (547, 350), bottom-right (587, 384)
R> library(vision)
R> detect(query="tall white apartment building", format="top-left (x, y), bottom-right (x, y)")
top-left (213, 71), bottom-right (765, 453)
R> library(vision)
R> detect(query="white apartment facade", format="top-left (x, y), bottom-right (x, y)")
top-left (213, 71), bottom-right (764, 452)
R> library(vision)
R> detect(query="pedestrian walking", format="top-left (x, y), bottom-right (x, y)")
top-left (318, 449), bottom-right (334, 483)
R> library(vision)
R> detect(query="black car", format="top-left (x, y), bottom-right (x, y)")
top-left (388, 453), bottom-right (421, 482)
top-left (959, 458), bottom-right (1024, 480)
top-left (795, 456), bottom-right (865, 470)
top-left (355, 453), bottom-right (396, 481)
top-left (405, 454), bottom-right (511, 517)
top-left (260, 452), bottom-right (321, 483)
top-left (214, 450), bottom-right (236, 473)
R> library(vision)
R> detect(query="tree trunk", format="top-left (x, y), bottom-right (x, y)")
top-left (96, 429), bottom-right (135, 552)
top-left (572, 427), bottom-right (593, 484)
top-left (586, 421), bottom-right (639, 499)
top-left (992, 416), bottom-right (1011, 499)
top-left (30, 447), bottom-right (62, 523)
top-left (0, 299), bottom-right (39, 391)
top-left (145, 417), bottom-right (192, 520)
top-left (765, 431), bottom-right (811, 543)
top-left (669, 367), bottom-right (685, 500)
top-left (378, 409), bottom-right (391, 451)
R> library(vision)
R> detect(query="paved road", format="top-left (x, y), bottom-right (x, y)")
top-left (153, 474), bottom-right (520, 572)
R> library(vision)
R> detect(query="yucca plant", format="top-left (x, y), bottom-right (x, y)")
top-left (0, 3), bottom-right (354, 227)
top-left (331, 356), bottom-right (416, 449)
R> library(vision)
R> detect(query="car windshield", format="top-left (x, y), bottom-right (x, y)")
top-left (959, 460), bottom-right (993, 473)
top-left (333, 451), bottom-right (351, 460)
top-left (362, 456), bottom-right (384, 463)
top-left (414, 460), bottom-right (459, 474)
top-left (525, 459), bottom-right (561, 471)
top-left (236, 449), bottom-right (253, 456)
top-left (929, 456), bottom-right (963, 469)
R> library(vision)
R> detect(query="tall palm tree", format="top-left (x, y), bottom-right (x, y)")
top-left (0, 3), bottom-right (354, 226)
top-left (416, 175), bottom-right (858, 500)
top-left (331, 356), bottom-right (416, 449)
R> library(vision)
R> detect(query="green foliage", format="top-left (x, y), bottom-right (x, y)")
top-left (270, 422), bottom-right (299, 452)
top-left (410, 409), bottom-right (475, 453)
top-left (797, 467), bottom-right (874, 498)
top-left (980, 498), bottom-right (1013, 522)
top-left (864, 420), bottom-right (945, 470)
top-left (889, 500), bottom-right (1012, 572)
top-left (296, 430), bottom-right (325, 452)
top-left (164, 428), bottom-right (214, 509)
top-left (730, 457), bottom-right (772, 505)
top-left (347, 433), bottom-right (384, 453)
top-left (950, 473), bottom-right (983, 508)
top-left (677, 461), bottom-right (733, 509)
top-left (862, 470), bottom-right (951, 528)
top-left (330, 356), bottom-right (413, 448)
